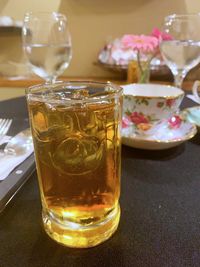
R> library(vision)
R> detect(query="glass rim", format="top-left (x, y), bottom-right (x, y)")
top-left (26, 80), bottom-right (123, 104)
top-left (165, 13), bottom-right (200, 21)
top-left (24, 11), bottom-right (67, 21)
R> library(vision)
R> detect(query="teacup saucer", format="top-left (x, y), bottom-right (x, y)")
top-left (121, 115), bottom-right (197, 150)
top-left (182, 106), bottom-right (200, 129)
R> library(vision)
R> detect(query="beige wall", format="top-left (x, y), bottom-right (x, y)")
top-left (0, 0), bottom-right (200, 79)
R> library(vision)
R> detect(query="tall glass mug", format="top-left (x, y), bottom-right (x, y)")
top-left (26, 81), bottom-right (122, 248)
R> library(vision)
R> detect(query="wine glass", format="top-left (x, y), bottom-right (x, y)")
top-left (22, 12), bottom-right (72, 83)
top-left (160, 14), bottom-right (200, 88)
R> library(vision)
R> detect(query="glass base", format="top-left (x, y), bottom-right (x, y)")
top-left (42, 205), bottom-right (120, 248)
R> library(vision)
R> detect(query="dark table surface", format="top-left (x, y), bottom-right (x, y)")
top-left (0, 96), bottom-right (200, 267)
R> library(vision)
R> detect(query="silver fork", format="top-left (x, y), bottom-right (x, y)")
top-left (0, 119), bottom-right (13, 136)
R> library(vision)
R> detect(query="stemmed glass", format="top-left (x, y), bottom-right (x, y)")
top-left (160, 14), bottom-right (200, 88)
top-left (22, 12), bottom-right (72, 83)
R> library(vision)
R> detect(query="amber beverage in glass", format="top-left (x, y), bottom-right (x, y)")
top-left (26, 81), bottom-right (122, 248)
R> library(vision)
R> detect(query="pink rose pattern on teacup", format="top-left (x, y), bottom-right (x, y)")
top-left (129, 112), bottom-right (152, 131)
top-left (123, 95), bottom-right (183, 135)
top-left (168, 115), bottom-right (182, 129)
top-left (122, 113), bottom-right (183, 136)
top-left (156, 98), bottom-right (176, 109)
top-left (122, 111), bottom-right (154, 134)
top-left (122, 117), bottom-right (131, 128)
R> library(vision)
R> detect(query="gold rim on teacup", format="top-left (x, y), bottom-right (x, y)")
top-left (123, 85), bottom-right (184, 99)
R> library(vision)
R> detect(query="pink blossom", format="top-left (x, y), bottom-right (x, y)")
top-left (157, 102), bottom-right (164, 108)
top-left (151, 27), bottom-right (173, 42)
top-left (166, 98), bottom-right (175, 107)
top-left (122, 117), bottom-right (131, 128)
top-left (121, 34), bottom-right (159, 54)
top-left (130, 112), bottom-right (149, 125)
top-left (168, 115), bottom-right (182, 129)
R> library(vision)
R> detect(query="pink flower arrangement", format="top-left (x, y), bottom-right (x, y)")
top-left (151, 27), bottom-right (173, 42)
top-left (122, 35), bottom-right (159, 54)
top-left (121, 28), bottom-right (173, 83)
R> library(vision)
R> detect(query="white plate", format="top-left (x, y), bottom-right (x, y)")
top-left (182, 106), bottom-right (200, 129)
top-left (121, 116), bottom-right (197, 150)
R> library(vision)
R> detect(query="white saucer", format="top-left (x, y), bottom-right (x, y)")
top-left (121, 115), bottom-right (197, 150)
top-left (182, 106), bottom-right (200, 129)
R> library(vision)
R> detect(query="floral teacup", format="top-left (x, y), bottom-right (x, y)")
top-left (122, 83), bottom-right (184, 136)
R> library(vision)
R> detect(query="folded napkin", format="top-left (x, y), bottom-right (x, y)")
top-left (0, 147), bottom-right (34, 181)
top-left (186, 94), bottom-right (200, 104)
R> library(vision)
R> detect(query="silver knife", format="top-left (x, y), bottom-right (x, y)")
top-left (4, 128), bottom-right (33, 155)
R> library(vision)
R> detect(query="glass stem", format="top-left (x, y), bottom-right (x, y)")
top-left (45, 76), bottom-right (57, 84)
top-left (174, 71), bottom-right (186, 88)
